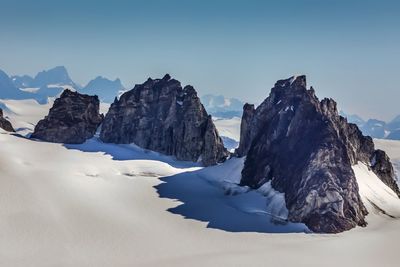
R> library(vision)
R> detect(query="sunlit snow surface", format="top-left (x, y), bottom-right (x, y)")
top-left (353, 163), bottom-right (400, 218)
top-left (1, 99), bottom-right (400, 266)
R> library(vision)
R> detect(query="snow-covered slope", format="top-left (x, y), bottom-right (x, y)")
top-left (212, 116), bottom-right (241, 151)
top-left (353, 163), bottom-right (400, 218)
top-left (1, 100), bottom-right (400, 266)
top-left (0, 99), bottom-right (53, 136)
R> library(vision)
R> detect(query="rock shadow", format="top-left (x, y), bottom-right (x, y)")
top-left (63, 137), bottom-right (201, 169)
top-left (155, 169), bottom-right (310, 234)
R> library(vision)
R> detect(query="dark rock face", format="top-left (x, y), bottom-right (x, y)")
top-left (237, 76), bottom-right (398, 233)
top-left (100, 74), bottom-right (228, 166)
top-left (31, 89), bottom-right (103, 144)
top-left (0, 108), bottom-right (15, 132)
top-left (235, 103), bottom-right (255, 157)
top-left (371, 150), bottom-right (400, 197)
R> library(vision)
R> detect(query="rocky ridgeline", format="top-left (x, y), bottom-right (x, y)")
top-left (100, 74), bottom-right (228, 166)
top-left (0, 108), bottom-right (14, 132)
top-left (236, 75), bottom-right (400, 233)
top-left (31, 89), bottom-right (103, 144)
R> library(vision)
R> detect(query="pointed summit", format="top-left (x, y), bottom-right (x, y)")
top-left (32, 66), bottom-right (76, 88)
top-left (80, 76), bottom-right (125, 103)
top-left (236, 75), bottom-right (399, 233)
top-left (275, 75), bottom-right (307, 89)
top-left (100, 75), bottom-right (228, 166)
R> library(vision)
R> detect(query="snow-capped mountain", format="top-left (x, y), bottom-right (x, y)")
top-left (0, 69), bottom-right (34, 100)
top-left (80, 76), bottom-right (125, 103)
top-left (31, 66), bottom-right (78, 89)
top-left (8, 66), bottom-right (80, 103)
top-left (4, 67), bottom-right (127, 104)
top-left (201, 94), bottom-right (244, 118)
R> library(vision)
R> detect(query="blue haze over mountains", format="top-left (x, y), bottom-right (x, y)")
top-left (1, 65), bottom-right (400, 140)
top-left (1, 66), bottom-right (125, 104)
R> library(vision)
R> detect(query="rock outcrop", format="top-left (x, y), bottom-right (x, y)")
top-left (236, 75), bottom-right (399, 233)
top-left (371, 149), bottom-right (400, 196)
top-left (100, 74), bottom-right (228, 166)
top-left (235, 103), bottom-right (255, 157)
top-left (0, 108), bottom-right (15, 132)
top-left (31, 89), bottom-right (103, 144)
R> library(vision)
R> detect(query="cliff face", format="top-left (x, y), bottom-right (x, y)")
top-left (0, 108), bottom-right (14, 132)
top-left (100, 74), bottom-right (228, 166)
top-left (237, 76), bottom-right (399, 233)
top-left (31, 89), bottom-right (103, 144)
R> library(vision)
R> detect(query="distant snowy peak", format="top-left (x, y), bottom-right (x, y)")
top-left (339, 111), bottom-right (365, 126)
top-left (388, 115), bottom-right (400, 131)
top-left (32, 66), bottom-right (78, 88)
top-left (11, 66), bottom-right (79, 90)
top-left (80, 76), bottom-right (125, 103)
top-left (7, 66), bottom-right (81, 103)
top-left (201, 94), bottom-right (244, 118)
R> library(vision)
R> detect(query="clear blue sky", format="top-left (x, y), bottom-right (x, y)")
top-left (0, 0), bottom-right (399, 120)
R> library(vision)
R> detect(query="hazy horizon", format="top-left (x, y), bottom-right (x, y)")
top-left (1, 0), bottom-right (399, 120)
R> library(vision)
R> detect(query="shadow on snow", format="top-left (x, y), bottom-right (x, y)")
top-left (155, 169), bottom-right (310, 234)
top-left (63, 137), bottom-right (201, 169)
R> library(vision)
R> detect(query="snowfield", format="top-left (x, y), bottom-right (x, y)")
top-left (212, 116), bottom-right (241, 142)
top-left (1, 100), bottom-right (400, 266)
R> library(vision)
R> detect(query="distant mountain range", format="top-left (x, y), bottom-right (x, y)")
top-left (80, 76), bottom-right (125, 103)
top-left (200, 94), bottom-right (244, 118)
top-left (341, 112), bottom-right (400, 140)
top-left (1, 66), bottom-right (125, 104)
top-left (1, 67), bottom-right (400, 140)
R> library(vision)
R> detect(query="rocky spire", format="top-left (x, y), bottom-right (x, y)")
top-left (235, 103), bottom-right (255, 157)
top-left (0, 108), bottom-right (15, 132)
top-left (100, 74), bottom-right (228, 166)
top-left (31, 89), bottom-right (103, 144)
top-left (237, 75), bottom-right (399, 233)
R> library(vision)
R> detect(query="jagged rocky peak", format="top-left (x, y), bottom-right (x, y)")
top-left (31, 89), bottom-right (103, 144)
top-left (0, 108), bottom-right (15, 132)
top-left (236, 75), bottom-right (399, 233)
top-left (100, 74), bottom-right (228, 166)
top-left (235, 103), bottom-right (255, 156)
